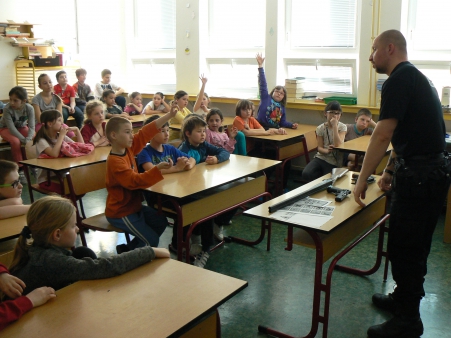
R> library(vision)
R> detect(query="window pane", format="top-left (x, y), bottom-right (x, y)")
top-left (414, 65), bottom-right (451, 101)
top-left (208, 62), bottom-right (259, 97)
top-left (131, 62), bottom-right (176, 93)
top-left (287, 64), bottom-right (353, 94)
top-left (411, 0), bottom-right (451, 51)
top-left (135, 0), bottom-right (176, 50)
top-left (290, 0), bottom-right (357, 48)
top-left (209, 0), bottom-right (265, 50)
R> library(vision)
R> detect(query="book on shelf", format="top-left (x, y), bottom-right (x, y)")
top-left (286, 87), bottom-right (305, 94)
top-left (285, 77), bottom-right (306, 84)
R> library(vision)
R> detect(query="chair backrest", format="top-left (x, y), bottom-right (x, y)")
top-left (304, 130), bottom-right (318, 153)
top-left (24, 140), bottom-right (38, 160)
top-left (0, 251), bottom-right (14, 269)
top-left (68, 161), bottom-right (107, 196)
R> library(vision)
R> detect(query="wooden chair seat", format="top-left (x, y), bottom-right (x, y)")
top-left (81, 213), bottom-right (125, 233)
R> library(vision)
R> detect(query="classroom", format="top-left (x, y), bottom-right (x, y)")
top-left (0, 1), bottom-right (450, 337)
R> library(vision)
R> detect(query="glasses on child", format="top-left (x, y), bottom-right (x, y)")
top-left (0, 179), bottom-right (20, 189)
top-left (326, 110), bottom-right (342, 115)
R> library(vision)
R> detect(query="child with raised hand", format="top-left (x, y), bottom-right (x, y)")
top-left (144, 92), bottom-right (170, 115)
top-left (178, 115), bottom-right (230, 267)
top-left (80, 100), bottom-right (110, 147)
top-left (102, 90), bottom-right (132, 120)
top-left (9, 196), bottom-right (170, 294)
top-left (104, 103), bottom-right (178, 253)
top-left (32, 110), bottom-right (83, 192)
top-left (168, 90), bottom-right (192, 141)
top-left (0, 87), bottom-right (35, 169)
top-left (0, 160), bottom-right (30, 219)
top-left (255, 53), bottom-right (298, 131)
top-left (124, 92), bottom-right (143, 116)
top-left (301, 101), bottom-right (347, 182)
top-left (343, 108), bottom-right (377, 167)
top-left (94, 69), bottom-right (126, 110)
top-left (31, 74), bottom-right (74, 138)
top-left (53, 70), bottom-right (84, 129)
top-left (0, 263), bottom-right (55, 331)
top-left (193, 74), bottom-right (210, 118)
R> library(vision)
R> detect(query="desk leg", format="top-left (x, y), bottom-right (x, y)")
top-left (258, 215), bottom-right (390, 338)
top-left (444, 186), bottom-right (451, 244)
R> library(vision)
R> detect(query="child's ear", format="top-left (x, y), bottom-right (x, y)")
top-left (52, 229), bottom-right (61, 242)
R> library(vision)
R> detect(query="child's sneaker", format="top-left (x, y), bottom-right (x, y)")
top-left (190, 234), bottom-right (202, 256)
top-left (193, 251), bottom-right (210, 268)
top-left (213, 223), bottom-right (224, 241)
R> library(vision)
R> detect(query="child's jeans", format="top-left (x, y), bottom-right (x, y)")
top-left (0, 127), bottom-right (29, 164)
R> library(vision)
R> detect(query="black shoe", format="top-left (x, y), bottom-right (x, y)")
top-left (116, 244), bottom-right (130, 255)
top-left (372, 293), bottom-right (397, 313)
top-left (367, 316), bottom-right (423, 338)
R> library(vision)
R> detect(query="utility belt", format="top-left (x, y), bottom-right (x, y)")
top-left (393, 152), bottom-right (451, 182)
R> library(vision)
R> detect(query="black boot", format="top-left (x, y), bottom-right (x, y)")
top-left (367, 315), bottom-right (423, 338)
top-left (372, 293), bottom-right (397, 313)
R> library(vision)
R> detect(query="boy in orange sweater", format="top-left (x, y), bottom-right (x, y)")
top-left (105, 103), bottom-right (177, 253)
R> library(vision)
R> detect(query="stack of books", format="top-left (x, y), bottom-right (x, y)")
top-left (4, 25), bottom-right (30, 37)
top-left (285, 78), bottom-right (305, 100)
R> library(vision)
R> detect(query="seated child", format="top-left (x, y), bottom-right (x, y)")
top-left (169, 90), bottom-right (192, 141)
top-left (32, 110), bottom-right (83, 192)
top-left (72, 68), bottom-right (95, 114)
top-left (94, 69), bottom-right (126, 110)
top-left (178, 115), bottom-right (230, 268)
top-left (124, 92), bottom-right (143, 116)
top-left (192, 74), bottom-right (210, 118)
top-left (301, 101), bottom-right (347, 183)
top-left (0, 160), bottom-right (30, 219)
top-left (144, 92), bottom-right (170, 115)
top-left (53, 71), bottom-right (84, 129)
top-left (104, 105), bottom-right (179, 253)
top-left (102, 90), bottom-right (132, 120)
top-left (0, 263), bottom-right (55, 331)
top-left (343, 108), bottom-right (376, 167)
top-left (255, 54), bottom-right (298, 131)
top-left (0, 87), bottom-right (35, 174)
top-left (137, 115), bottom-right (196, 254)
top-left (80, 100), bottom-right (110, 147)
top-left (10, 196), bottom-right (170, 294)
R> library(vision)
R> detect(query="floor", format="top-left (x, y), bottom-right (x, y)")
top-left (4, 173), bottom-right (451, 338)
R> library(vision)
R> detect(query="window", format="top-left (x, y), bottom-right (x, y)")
top-left (286, 59), bottom-right (355, 95)
top-left (131, 60), bottom-right (176, 93)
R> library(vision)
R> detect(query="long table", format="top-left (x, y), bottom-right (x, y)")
top-left (1, 258), bottom-right (248, 337)
top-left (0, 214), bottom-right (26, 242)
top-left (244, 172), bottom-right (389, 338)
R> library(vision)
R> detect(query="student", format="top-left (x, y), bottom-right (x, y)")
top-left (31, 74), bottom-right (74, 138)
top-left (143, 92), bottom-right (170, 115)
top-left (72, 68), bottom-right (95, 114)
top-left (168, 90), bottom-right (192, 141)
top-left (80, 100), bottom-right (109, 147)
top-left (343, 108), bottom-right (377, 167)
top-left (0, 87), bottom-right (35, 171)
top-left (102, 90), bottom-right (132, 120)
top-left (137, 115), bottom-right (196, 254)
top-left (94, 69), bottom-right (126, 110)
top-left (124, 92), bottom-right (143, 116)
top-left (0, 263), bottom-right (55, 331)
top-left (0, 160), bottom-right (30, 219)
top-left (32, 110), bottom-right (83, 192)
top-left (206, 108), bottom-right (237, 154)
top-left (9, 196), bottom-right (170, 294)
top-left (179, 115), bottom-right (230, 267)
top-left (192, 74), bottom-right (210, 118)
top-left (255, 53), bottom-right (298, 131)
top-left (233, 99), bottom-right (285, 154)
top-left (104, 105), bottom-right (178, 253)
top-left (53, 70), bottom-right (84, 129)
top-left (301, 101), bottom-right (347, 182)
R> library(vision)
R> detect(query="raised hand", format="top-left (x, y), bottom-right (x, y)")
top-left (256, 53), bottom-right (265, 67)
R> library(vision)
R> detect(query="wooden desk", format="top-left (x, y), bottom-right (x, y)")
top-left (2, 258), bottom-right (248, 338)
top-left (246, 124), bottom-right (317, 195)
top-left (244, 172), bottom-right (389, 338)
top-left (169, 116), bottom-right (235, 131)
top-left (147, 155), bottom-right (280, 262)
top-left (0, 214), bottom-right (26, 242)
top-left (335, 135), bottom-right (393, 173)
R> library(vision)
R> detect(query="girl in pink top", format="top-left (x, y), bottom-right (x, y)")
top-left (205, 109), bottom-right (237, 154)
top-left (124, 92), bottom-right (143, 115)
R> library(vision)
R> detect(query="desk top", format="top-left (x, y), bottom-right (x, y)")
top-left (336, 135), bottom-right (393, 154)
top-left (244, 171), bottom-right (385, 234)
top-left (129, 113), bottom-right (165, 124)
top-left (2, 258), bottom-right (247, 338)
top-left (246, 124), bottom-right (317, 142)
top-left (19, 146), bottom-right (111, 171)
top-left (0, 214), bottom-right (26, 242)
top-left (170, 116), bottom-right (235, 131)
top-left (147, 154), bottom-right (280, 199)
